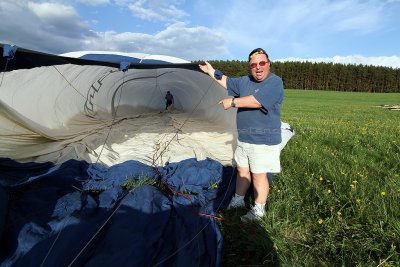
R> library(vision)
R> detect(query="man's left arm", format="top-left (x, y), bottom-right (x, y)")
top-left (220, 78), bottom-right (283, 110)
top-left (219, 95), bottom-right (261, 110)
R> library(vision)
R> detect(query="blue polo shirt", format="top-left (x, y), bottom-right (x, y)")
top-left (227, 73), bottom-right (283, 145)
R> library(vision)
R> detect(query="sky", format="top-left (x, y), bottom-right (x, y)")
top-left (1, 0), bottom-right (400, 68)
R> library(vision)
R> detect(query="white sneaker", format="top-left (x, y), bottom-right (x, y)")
top-left (226, 196), bottom-right (245, 210)
top-left (240, 206), bottom-right (264, 223)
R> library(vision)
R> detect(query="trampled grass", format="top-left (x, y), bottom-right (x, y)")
top-left (221, 89), bottom-right (400, 267)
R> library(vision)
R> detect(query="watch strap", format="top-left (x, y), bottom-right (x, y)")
top-left (230, 98), bottom-right (236, 107)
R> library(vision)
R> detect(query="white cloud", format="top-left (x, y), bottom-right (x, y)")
top-left (126, 0), bottom-right (188, 22)
top-left (82, 22), bottom-right (226, 60)
top-left (277, 55), bottom-right (400, 69)
top-left (0, 0), bottom-right (225, 59)
top-left (128, 1), bottom-right (163, 21)
top-left (1, 0), bottom-right (398, 66)
top-left (0, 0), bottom-right (95, 53)
top-left (28, 2), bottom-right (84, 35)
top-left (28, 2), bottom-right (77, 17)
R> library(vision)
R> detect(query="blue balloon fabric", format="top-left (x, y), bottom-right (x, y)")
top-left (0, 158), bottom-right (236, 267)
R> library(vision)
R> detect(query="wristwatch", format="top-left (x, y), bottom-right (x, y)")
top-left (214, 69), bottom-right (223, 80)
top-left (230, 98), bottom-right (236, 107)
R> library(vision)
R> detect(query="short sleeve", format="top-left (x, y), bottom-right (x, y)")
top-left (226, 77), bottom-right (241, 97)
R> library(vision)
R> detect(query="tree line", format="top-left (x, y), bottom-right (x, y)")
top-left (204, 60), bottom-right (400, 93)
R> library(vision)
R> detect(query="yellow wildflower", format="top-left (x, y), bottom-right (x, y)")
top-left (327, 189), bottom-right (332, 194)
top-left (318, 218), bottom-right (324, 224)
top-left (381, 191), bottom-right (386, 196)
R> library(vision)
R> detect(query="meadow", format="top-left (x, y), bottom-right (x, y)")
top-left (221, 89), bottom-right (400, 266)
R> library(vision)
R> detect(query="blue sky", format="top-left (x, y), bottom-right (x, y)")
top-left (1, 0), bottom-right (400, 68)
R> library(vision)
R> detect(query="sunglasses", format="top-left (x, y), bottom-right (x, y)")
top-left (250, 61), bottom-right (269, 69)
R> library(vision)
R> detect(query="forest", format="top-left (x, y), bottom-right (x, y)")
top-left (205, 60), bottom-right (400, 93)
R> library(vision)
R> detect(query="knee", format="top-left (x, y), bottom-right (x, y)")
top-left (252, 173), bottom-right (268, 181)
top-left (237, 168), bottom-right (250, 178)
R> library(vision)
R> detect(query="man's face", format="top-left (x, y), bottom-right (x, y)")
top-left (249, 54), bottom-right (270, 82)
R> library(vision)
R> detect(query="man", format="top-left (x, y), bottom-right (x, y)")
top-left (199, 48), bottom-right (284, 222)
top-left (165, 91), bottom-right (174, 110)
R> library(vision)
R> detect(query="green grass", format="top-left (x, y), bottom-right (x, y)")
top-left (220, 90), bottom-right (400, 267)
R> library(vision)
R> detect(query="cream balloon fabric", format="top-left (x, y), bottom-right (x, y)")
top-left (0, 50), bottom-right (293, 167)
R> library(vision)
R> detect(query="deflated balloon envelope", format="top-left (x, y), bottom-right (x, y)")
top-left (0, 44), bottom-right (236, 166)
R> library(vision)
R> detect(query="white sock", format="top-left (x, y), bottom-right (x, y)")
top-left (254, 202), bottom-right (266, 215)
top-left (234, 193), bottom-right (244, 201)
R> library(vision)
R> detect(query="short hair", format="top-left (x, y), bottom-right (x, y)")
top-left (248, 48), bottom-right (269, 62)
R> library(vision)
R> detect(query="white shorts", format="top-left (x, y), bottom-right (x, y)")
top-left (234, 140), bottom-right (281, 174)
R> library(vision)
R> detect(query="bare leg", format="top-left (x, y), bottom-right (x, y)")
top-left (239, 171), bottom-right (269, 222)
top-left (252, 172), bottom-right (269, 204)
top-left (235, 166), bottom-right (251, 196)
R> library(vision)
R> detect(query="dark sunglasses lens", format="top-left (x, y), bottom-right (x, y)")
top-left (250, 61), bottom-right (267, 68)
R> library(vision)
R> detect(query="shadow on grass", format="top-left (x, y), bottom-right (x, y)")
top-left (216, 168), bottom-right (280, 267)
top-left (220, 209), bottom-right (280, 267)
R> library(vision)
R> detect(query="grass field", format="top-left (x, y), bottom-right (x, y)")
top-left (221, 89), bottom-right (400, 267)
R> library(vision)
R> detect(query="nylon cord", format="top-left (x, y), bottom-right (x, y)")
top-left (151, 167), bottom-right (236, 267)
top-left (5, 63), bottom-right (235, 266)
top-left (150, 79), bottom-right (237, 266)
top-left (94, 71), bottom-right (126, 165)
top-left (67, 76), bottom-right (235, 266)
top-left (38, 66), bottom-right (127, 266)
top-left (152, 78), bottom-right (216, 164)
top-left (39, 216), bottom-right (72, 267)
